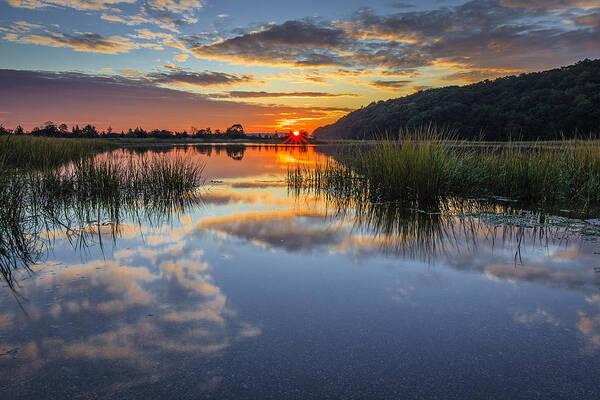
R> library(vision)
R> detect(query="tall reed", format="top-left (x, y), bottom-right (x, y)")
top-left (289, 127), bottom-right (600, 212)
top-left (0, 154), bottom-right (205, 289)
top-left (0, 135), bottom-right (117, 169)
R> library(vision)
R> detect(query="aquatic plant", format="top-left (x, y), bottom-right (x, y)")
top-left (0, 154), bottom-right (205, 289)
top-left (0, 135), bottom-right (117, 169)
top-left (289, 127), bottom-right (600, 212)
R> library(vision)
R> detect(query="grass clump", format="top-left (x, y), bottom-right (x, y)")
top-left (40, 154), bottom-right (205, 206)
top-left (0, 135), bottom-right (117, 169)
top-left (289, 127), bottom-right (600, 212)
top-left (0, 153), bottom-right (205, 289)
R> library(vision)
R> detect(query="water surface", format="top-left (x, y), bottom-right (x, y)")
top-left (1, 144), bottom-right (600, 399)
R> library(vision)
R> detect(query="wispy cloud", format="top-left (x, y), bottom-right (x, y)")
top-left (148, 69), bottom-right (254, 87)
top-left (6, 0), bottom-right (136, 10)
top-left (5, 32), bottom-right (138, 54)
top-left (367, 80), bottom-right (413, 90)
top-left (208, 91), bottom-right (357, 98)
top-left (145, 0), bottom-right (203, 14)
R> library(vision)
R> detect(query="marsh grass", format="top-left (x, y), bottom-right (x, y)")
top-left (44, 154), bottom-right (205, 204)
top-left (0, 153), bottom-right (205, 289)
top-left (0, 135), bottom-right (117, 169)
top-left (289, 127), bottom-right (600, 212)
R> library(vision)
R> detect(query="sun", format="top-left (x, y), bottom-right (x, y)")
top-left (282, 129), bottom-right (309, 145)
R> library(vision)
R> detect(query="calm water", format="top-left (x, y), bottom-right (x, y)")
top-left (1, 145), bottom-right (600, 399)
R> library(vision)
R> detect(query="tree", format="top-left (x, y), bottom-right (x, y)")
top-left (81, 124), bottom-right (98, 138)
top-left (226, 124), bottom-right (245, 136)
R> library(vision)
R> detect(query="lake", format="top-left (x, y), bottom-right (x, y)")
top-left (1, 144), bottom-right (600, 399)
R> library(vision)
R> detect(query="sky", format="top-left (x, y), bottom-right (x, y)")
top-left (0, 0), bottom-right (599, 133)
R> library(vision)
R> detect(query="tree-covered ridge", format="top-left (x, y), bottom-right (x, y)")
top-left (314, 59), bottom-right (600, 140)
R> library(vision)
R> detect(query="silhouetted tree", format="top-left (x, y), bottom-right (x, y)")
top-left (81, 124), bottom-right (98, 138)
top-left (226, 124), bottom-right (245, 138)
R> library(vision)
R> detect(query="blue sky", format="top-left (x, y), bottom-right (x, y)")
top-left (1, 0), bottom-right (599, 131)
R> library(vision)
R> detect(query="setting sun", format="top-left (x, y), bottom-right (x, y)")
top-left (293, 131), bottom-right (300, 136)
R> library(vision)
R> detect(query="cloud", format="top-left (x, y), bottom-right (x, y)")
top-left (574, 11), bottom-right (600, 27)
top-left (0, 20), bottom-right (41, 33)
top-left (191, 210), bottom-right (346, 252)
top-left (183, 1), bottom-right (599, 74)
top-left (6, 0), bottom-right (137, 10)
top-left (514, 309), bottom-right (561, 326)
top-left (6, 0), bottom-right (599, 80)
top-left (145, 0), bottom-right (203, 14)
top-left (184, 18), bottom-right (434, 72)
top-left (368, 80), bottom-right (413, 90)
top-left (0, 233), bottom-right (267, 391)
top-left (438, 69), bottom-right (523, 83)
top-left (199, 190), bottom-right (292, 207)
top-left (412, 85), bottom-right (432, 92)
top-left (148, 69), bottom-right (254, 87)
top-left (5, 32), bottom-right (138, 54)
top-left (389, 2), bottom-right (415, 8)
top-left (100, 13), bottom-right (153, 27)
top-left (174, 53), bottom-right (189, 62)
top-left (186, 19), bottom-right (350, 67)
top-left (139, 1), bottom-right (201, 30)
top-left (0, 69), bottom-right (352, 131)
top-left (209, 91), bottom-right (357, 98)
top-left (577, 310), bottom-right (600, 351)
top-left (350, 1), bottom-right (600, 71)
top-left (500, 0), bottom-right (599, 10)
top-left (484, 264), bottom-right (595, 290)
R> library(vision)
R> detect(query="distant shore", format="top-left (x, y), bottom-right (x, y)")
top-left (104, 136), bottom-right (325, 146)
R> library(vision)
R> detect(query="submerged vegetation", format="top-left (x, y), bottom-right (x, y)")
top-left (290, 128), bottom-right (600, 213)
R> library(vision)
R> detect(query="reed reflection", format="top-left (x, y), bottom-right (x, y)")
top-left (290, 177), bottom-right (600, 292)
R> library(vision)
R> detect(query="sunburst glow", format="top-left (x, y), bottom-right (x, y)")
top-left (282, 130), bottom-right (309, 145)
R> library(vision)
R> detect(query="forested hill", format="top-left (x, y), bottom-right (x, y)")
top-left (314, 59), bottom-right (600, 140)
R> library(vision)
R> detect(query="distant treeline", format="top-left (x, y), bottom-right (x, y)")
top-left (315, 59), bottom-right (600, 141)
top-left (0, 123), bottom-right (262, 139)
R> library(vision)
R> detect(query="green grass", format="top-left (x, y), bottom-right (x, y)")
top-left (289, 127), bottom-right (600, 212)
top-left (0, 135), bottom-right (117, 169)
top-left (35, 155), bottom-right (205, 211)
